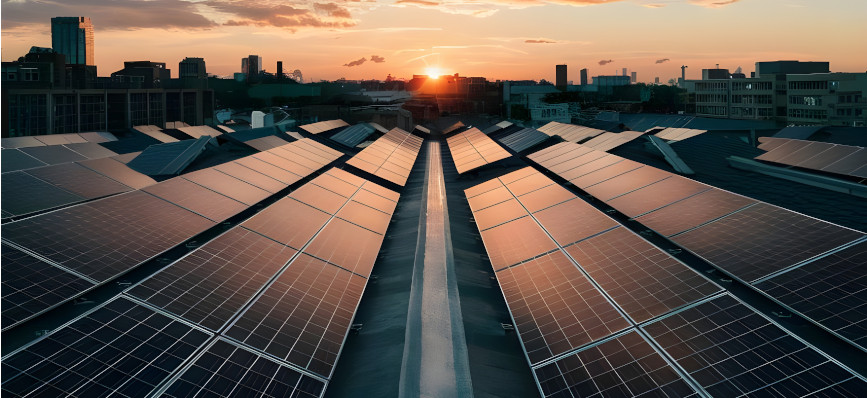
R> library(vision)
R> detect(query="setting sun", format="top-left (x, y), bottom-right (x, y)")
top-left (425, 66), bottom-right (443, 79)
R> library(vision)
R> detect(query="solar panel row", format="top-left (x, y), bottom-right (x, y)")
top-left (654, 127), bottom-right (707, 142)
top-left (528, 141), bottom-right (867, 351)
top-left (330, 124), bottom-right (377, 147)
top-left (299, 119), bottom-right (350, 135)
top-left (756, 137), bottom-right (867, 179)
top-left (345, 127), bottom-right (423, 186)
top-left (536, 121), bottom-right (606, 143)
top-left (581, 131), bottom-right (646, 152)
top-left (446, 127), bottom-right (511, 174)
top-left (498, 128), bottom-right (550, 152)
top-left (3, 168), bottom-right (400, 397)
top-left (0, 139), bottom-right (341, 331)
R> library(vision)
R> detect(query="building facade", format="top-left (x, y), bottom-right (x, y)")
top-left (51, 17), bottom-right (94, 66)
top-left (556, 65), bottom-right (567, 89)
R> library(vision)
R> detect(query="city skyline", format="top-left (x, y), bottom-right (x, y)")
top-left (2, 0), bottom-right (866, 82)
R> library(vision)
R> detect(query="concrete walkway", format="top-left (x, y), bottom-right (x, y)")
top-left (399, 141), bottom-right (474, 398)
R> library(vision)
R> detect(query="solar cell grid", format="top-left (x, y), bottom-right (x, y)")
top-left (78, 157), bottom-right (157, 190)
top-left (326, 168), bottom-right (366, 187)
top-left (534, 331), bottom-right (700, 398)
top-left (564, 227), bottom-right (721, 323)
top-left (213, 162), bottom-right (288, 193)
top-left (605, 176), bottom-right (710, 218)
top-left (643, 294), bottom-right (867, 397)
top-left (495, 251), bottom-right (631, 364)
top-left (64, 142), bottom-right (118, 159)
top-left (796, 145), bottom-right (861, 171)
top-left (225, 254), bottom-right (366, 377)
top-left (243, 198), bottom-right (332, 250)
top-left (143, 177), bottom-right (248, 223)
top-left (1, 171), bottom-right (85, 217)
top-left (272, 146), bottom-right (325, 170)
top-left (547, 151), bottom-right (607, 174)
top-left (517, 184), bottom-right (576, 213)
top-left (161, 339), bottom-right (325, 398)
top-left (532, 200), bottom-right (620, 247)
top-left (570, 159), bottom-right (643, 189)
top-left (244, 135), bottom-right (290, 151)
top-left (582, 166), bottom-right (671, 201)
top-left (754, 241), bottom-right (867, 349)
top-left (290, 183), bottom-right (349, 214)
top-left (670, 203), bottom-right (865, 283)
top-left (311, 173), bottom-right (360, 198)
top-left (755, 139), bottom-right (812, 163)
top-left (1, 149), bottom-right (48, 171)
top-left (3, 191), bottom-right (216, 282)
top-left (128, 228), bottom-right (298, 331)
top-left (503, 173), bottom-right (552, 197)
top-left (473, 199), bottom-right (529, 231)
top-left (303, 218), bottom-right (384, 277)
top-left (254, 151), bottom-right (314, 177)
top-left (2, 244), bottom-right (95, 329)
top-left (34, 134), bottom-right (86, 146)
top-left (26, 163), bottom-right (132, 199)
top-left (526, 143), bottom-right (573, 163)
top-left (1, 297), bottom-right (211, 398)
top-left (183, 168), bottom-right (272, 206)
top-left (292, 139), bottom-right (344, 160)
top-left (479, 216), bottom-right (559, 271)
top-left (299, 119), bottom-right (349, 135)
top-left (18, 145), bottom-right (89, 165)
top-left (634, 189), bottom-right (757, 237)
top-left (278, 143), bottom-right (335, 166)
top-left (336, 200), bottom-right (392, 234)
top-left (353, 188), bottom-right (398, 215)
top-left (361, 182), bottom-right (400, 202)
top-left (823, 148), bottom-right (867, 177)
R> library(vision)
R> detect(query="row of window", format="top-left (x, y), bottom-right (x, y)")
top-left (788, 108), bottom-right (828, 120)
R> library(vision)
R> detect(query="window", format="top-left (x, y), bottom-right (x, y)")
top-left (22, 68), bottom-right (39, 81)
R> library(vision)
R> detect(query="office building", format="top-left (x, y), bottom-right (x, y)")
top-left (51, 17), bottom-right (95, 65)
top-left (580, 68), bottom-right (588, 86)
top-left (179, 57), bottom-right (206, 79)
top-left (555, 64), bottom-right (567, 89)
top-left (630, 71), bottom-right (637, 84)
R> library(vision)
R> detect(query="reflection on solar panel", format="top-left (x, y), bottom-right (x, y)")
top-left (133, 125), bottom-right (179, 143)
top-left (243, 197), bottom-right (333, 249)
top-left (176, 125), bottom-right (223, 139)
top-left (442, 121), bottom-right (466, 135)
top-left (145, 173), bottom-right (253, 222)
top-left (534, 331), bottom-right (699, 398)
top-left (304, 218), bottom-right (384, 277)
top-left (226, 254), bottom-right (366, 378)
top-left (670, 203), bottom-right (864, 283)
top-left (1, 171), bottom-right (85, 218)
top-left (330, 124), bottom-right (376, 147)
top-left (581, 131), bottom-right (645, 152)
top-left (161, 339), bottom-right (325, 397)
top-left (128, 136), bottom-right (214, 176)
top-left (634, 189), bottom-right (757, 237)
top-left (213, 161), bottom-right (288, 193)
top-left (447, 127), bottom-right (511, 174)
top-left (1, 297), bottom-right (211, 397)
top-left (533, 200), bottom-right (619, 247)
top-left (754, 241), bottom-right (867, 349)
top-left (756, 137), bottom-right (867, 179)
top-left (299, 119), bottom-right (349, 134)
top-left (1, 244), bottom-right (94, 329)
top-left (18, 145), bottom-right (89, 165)
top-left (183, 168), bottom-right (272, 206)
top-left (565, 228), bottom-right (721, 323)
top-left (644, 294), bottom-right (867, 397)
top-left (481, 120), bottom-right (513, 135)
top-left (128, 228), bottom-right (297, 331)
top-left (1, 149), bottom-right (48, 172)
top-left (496, 251), bottom-right (631, 364)
top-left (499, 128), bottom-right (550, 152)
top-left (654, 127), bottom-right (706, 141)
top-left (25, 162), bottom-right (132, 199)
top-left (77, 157), bottom-right (157, 189)
top-left (604, 176), bottom-right (710, 218)
top-left (345, 127), bottom-right (423, 186)
top-left (536, 121), bottom-right (606, 143)
top-left (480, 217), bottom-right (558, 271)
top-left (245, 135), bottom-right (291, 151)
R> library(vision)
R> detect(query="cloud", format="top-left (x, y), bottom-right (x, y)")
top-left (599, 59), bottom-right (614, 65)
top-left (656, 58), bottom-right (670, 63)
top-left (1, 0), bottom-right (217, 30)
top-left (344, 57), bottom-right (367, 67)
top-left (525, 39), bottom-right (557, 44)
top-left (395, 0), bottom-right (441, 5)
top-left (370, 55), bottom-right (386, 63)
top-left (688, 0), bottom-right (740, 7)
top-left (207, 1), bottom-right (355, 30)
top-left (314, 2), bottom-right (352, 18)
top-left (642, 3), bottom-right (667, 7)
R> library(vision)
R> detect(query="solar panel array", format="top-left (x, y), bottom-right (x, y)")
top-left (2, 141), bottom-right (120, 172)
top-left (537, 121), bottom-right (606, 143)
top-left (299, 119), bottom-right (350, 135)
top-left (581, 130), bottom-right (646, 152)
top-left (529, 141), bottom-right (867, 351)
top-left (0, 139), bottom-right (340, 331)
top-left (466, 166), bottom-right (867, 397)
top-left (1, 132), bottom-right (116, 149)
top-left (330, 123), bottom-right (376, 147)
top-left (446, 127), bottom-right (511, 174)
top-left (756, 137), bottom-right (867, 179)
top-left (654, 127), bottom-right (707, 142)
top-left (442, 121), bottom-right (466, 135)
top-left (498, 127), bottom-right (550, 152)
top-left (345, 127), bottom-right (423, 186)
top-left (1, 168), bottom-right (400, 397)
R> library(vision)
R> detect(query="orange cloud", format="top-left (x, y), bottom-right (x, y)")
top-left (525, 39), bottom-right (557, 44)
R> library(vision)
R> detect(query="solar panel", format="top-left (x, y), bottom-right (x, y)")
top-left (290, 183), bottom-right (350, 214)
top-left (213, 161), bottom-right (288, 193)
top-left (2, 149), bottom-right (50, 172)
top-left (564, 227), bottom-right (721, 323)
top-left (414, 125), bottom-right (431, 134)
top-left (144, 177), bottom-right (248, 223)
top-left (177, 125), bottom-right (223, 139)
top-left (448, 128), bottom-right (511, 174)
top-left (302, 218), bottom-right (384, 277)
top-left (670, 203), bottom-right (865, 283)
top-left (77, 132), bottom-right (117, 143)
top-left (311, 173), bottom-right (360, 197)
top-left (1, 171), bottom-right (85, 217)
top-left (360, 181), bottom-right (401, 202)
top-left (499, 128), bottom-right (550, 152)
top-left (64, 142), bottom-right (118, 159)
top-left (754, 241), bottom-right (867, 349)
top-left (345, 127), bottom-right (422, 186)
top-left (25, 162), bottom-right (132, 199)
top-left (516, 183), bottom-right (576, 213)
top-left (479, 216), bottom-right (559, 271)
top-left (128, 137), bottom-right (212, 176)
top-left (1, 136), bottom-right (46, 149)
top-left (756, 138), bottom-right (867, 179)
top-left (655, 127), bottom-right (706, 141)
top-left (2, 244), bottom-right (94, 329)
top-left (244, 135), bottom-right (291, 151)
top-left (235, 156), bottom-right (303, 185)
top-left (495, 250), bottom-right (631, 364)
top-left (547, 151), bottom-right (608, 175)
top-left (336, 200), bottom-right (392, 234)
top-left (534, 331), bottom-right (700, 398)
top-left (570, 158), bottom-right (643, 189)
top-left (604, 176), bottom-right (710, 218)
top-left (183, 168), bottom-right (272, 206)
top-left (255, 151), bottom-right (315, 176)
top-left (352, 188), bottom-right (398, 215)
top-left (634, 189), bottom-right (757, 237)
top-left (581, 131), bottom-right (644, 152)
top-left (299, 119), bottom-right (349, 135)
top-left (225, 254), bottom-right (366, 377)
top-left (77, 157), bottom-right (157, 189)
top-left (2, 191), bottom-right (216, 282)
top-left (1, 297), bottom-right (211, 397)
top-left (532, 199), bottom-right (620, 247)
top-left (242, 198), bottom-right (333, 250)
top-left (330, 124), bottom-right (376, 147)
top-left (582, 166), bottom-right (671, 201)
top-left (18, 145), bottom-right (88, 165)
top-left (134, 125), bottom-right (179, 143)
top-left (273, 145), bottom-right (328, 170)
top-left (558, 154), bottom-right (622, 181)
top-left (473, 199), bottom-right (529, 231)
top-left (161, 339), bottom-right (325, 398)
top-left (128, 228), bottom-right (297, 331)
top-left (34, 134), bottom-right (86, 146)
top-left (504, 173), bottom-right (554, 196)
top-left (643, 294), bottom-right (867, 397)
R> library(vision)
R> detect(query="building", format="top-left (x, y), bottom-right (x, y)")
top-left (593, 75), bottom-right (631, 95)
top-left (622, 67), bottom-right (627, 77)
top-left (555, 64), bottom-right (567, 89)
top-left (630, 71), bottom-right (637, 84)
top-left (580, 68), bottom-right (588, 86)
top-left (111, 61), bottom-right (171, 88)
top-left (179, 57), bottom-right (206, 79)
top-left (242, 55), bottom-right (262, 80)
top-left (51, 17), bottom-right (95, 66)
top-left (787, 73), bottom-right (867, 126)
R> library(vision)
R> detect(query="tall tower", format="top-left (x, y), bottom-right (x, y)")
top-left (580, 68), bottom-right (588, 86)
top-left (556, 64), bottom-right (567, 89)
top-left (51, 17), bottom-right (95, 65)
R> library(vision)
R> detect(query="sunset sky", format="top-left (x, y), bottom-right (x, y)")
top-left (2, 0), bottom-right (865, 82)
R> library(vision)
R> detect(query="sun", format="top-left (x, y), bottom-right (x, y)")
top-left (425, 66), bottom-right (443, 79)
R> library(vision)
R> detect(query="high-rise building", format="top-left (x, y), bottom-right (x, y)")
top-left (277, 61), bottom-right (283, 79)
top-left (51, 17), bottom-right (94, 66)
top-left (580, 68), bottom-right (588, 86)
top-left (631, 71), bottom-right (637, 83)
top-left (555, 64), bottom-right (567, 89)
top-left (179, 57), bottom-right (206, 79)
top-left (622, 67), bottom-right (627, 77)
